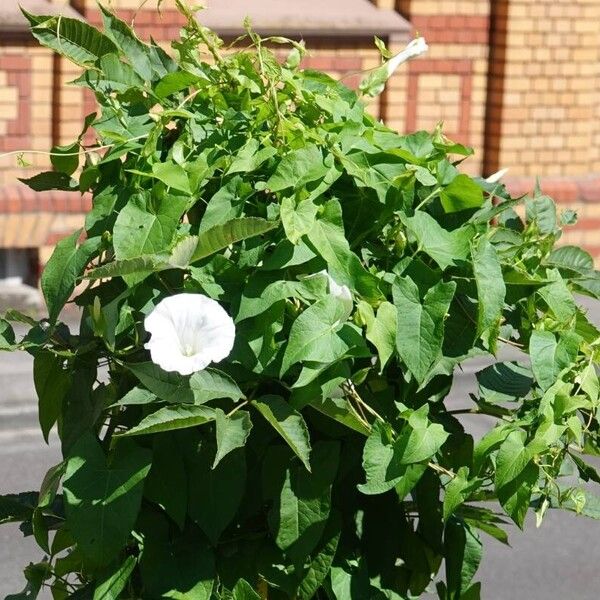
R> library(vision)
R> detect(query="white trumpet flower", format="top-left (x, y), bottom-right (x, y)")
top-left (386, 37), bottom-right (429, 77)
top-left (319, 270), bottom-right (352, 304)
top-left (144, 293), bottom-right (235, 375)
top-left (486, 168), bottom-right (509, 184)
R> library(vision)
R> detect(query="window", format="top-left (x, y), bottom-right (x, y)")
top-left (0, 248), bottom-right (38, 287)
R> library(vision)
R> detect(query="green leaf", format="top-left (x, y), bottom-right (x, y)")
top-left (537, 270), bottom-right (577, 323)
top-left (0, 317), bottom-right (16, 350)
top-left (190, 368), bottom-right (244, 404)
top-left (359, 63), bottom-right (390, 97)
top-left (358, 421), bottom-right (426, 496)
top-left (281, 297), bottom-right (353, 375)
top-left (63, 433), bottom-right (151, 568)
top-left (85, 255), bottom-right (168, 280)
top-left (555, 488), bottom-right (600, 520)
top-left (444, 519), bottom-right (482, 599)
top-left (144, 433), bottom-right (187, 529)
top-left (408, 164), bottom-right (438, 186)
top-left (477, 362), bottom-right (533, 404)
top-left (232, 579), bottom-right (261, 600)
top-left (494, 431), bottom-right (539, 528)
top-left (100, 6), bottom-right (154, 81)
top-left (33, 351), bottom-right (71, 442)
top-left (253, 395), bottom-right (312, 471)
top-left (128, 362), bottom-right (194, 404)
top-left (440, 174), bottom-right (484, 213)
top-left (113, 193), bottom-right (187, 283)
top-left (361, 300), bottom-right (397, 370)
top-left (121, 405), bottom-right (216, 436)
top-left (546, 245), bottom-right (594, 275)
top-left (188, 443), bottom-right (246, 545)
top-left (140, 522), bottom-right (214, 600)
top-left (155, 70), bottom-right (201, 98)
top-left (237, 273), bottom-right (325, 322)
top-left (529, 330), bottom-right (579, 391)
top-left (472, 424), bottom-right (513, 474)
top-left (198, 176), bottom-right (251, 234)
top-left (151, 161), bottom-right (192, 194)
top-left (88, 53), bottom-right (145, 93)
top-left (213, 409), bottom-right (253, 468)
top-left (306, 199), bottom-right (382, 301)
top-left (395, 405), bottom-right (449, 464)
top-left (93, 555), bottom-right (136, 600)
top-left (309, 396), bottom-right (371, 436)
top-left (443, 468), bottom-right (473, 522)
top-left (530, 330), bottom-right (558, 391)
top-left (266, 144), bottom-right (330, 192)
top-left (26, 14), bottom-right (118, 66)
top-left (495, 431), bottom-right (531, 490)
top-left (526, 192), bottom-right (557, 234)
top-left (393, 276), bottom-right (456, 384)
top-left (0, 491), bottom-right (38, 524)
top-left (50, 142), bottom-right (80, 175)
top-left (472, 238), bottom-right (505, 348)
top-left (115, 387), bottom-right (157, 406)
top-left (497, 462), bottom-right (539, 529)
top-left (190, 218), bottom-right (279, 263)
top-left (227, 138), bottom-right (277, 174)
top-left (268, 442), bottom-right (339, 560)
top-left (296, 513), bottom-right (342, 600)
top-left (280, 195), bottom-right (318, 244)
top-left (461, 507), bottom-right (509, 546)
top-left (358, 421), bottom-right (396, 495)
top-left (4, 561), bottom-right (48, 600)
top-left (576, 363), bottom-right (599, 404)
top-left (41, 230), bottom-right (101, 322)
top-left (402, 211), bottom-right (473, 271)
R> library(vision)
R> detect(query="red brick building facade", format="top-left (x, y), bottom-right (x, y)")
top-left (1, 0), bottom-right (600, 280)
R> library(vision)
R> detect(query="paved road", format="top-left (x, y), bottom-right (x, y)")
top-left (1, 302), bottom-right (600, 598)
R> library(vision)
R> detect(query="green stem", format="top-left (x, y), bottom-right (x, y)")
top-left (415, 186), bottom-right (442, 211)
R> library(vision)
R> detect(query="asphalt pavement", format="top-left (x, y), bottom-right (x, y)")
top-left (1, 302), bottom-right (600, 598)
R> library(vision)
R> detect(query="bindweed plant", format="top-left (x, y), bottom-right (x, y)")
top-left (2, 3), bottom-right (600, 598)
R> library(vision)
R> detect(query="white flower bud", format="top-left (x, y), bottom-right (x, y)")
top-left (386, 37), bottom-right (429, 78)
top-left (486, 168), bottom-right (509, 184)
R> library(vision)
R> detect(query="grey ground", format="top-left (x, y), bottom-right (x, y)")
top-left (1, 303), bottom-right (600, 598)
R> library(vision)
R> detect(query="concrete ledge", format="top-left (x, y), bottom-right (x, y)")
top-left (0, 280), bottom-right (41, 314)
top-left (0, 0), bottom-right (82, 34)
top-left (505, 175), bottom-right (600, 204)
top-left (198, 0), bottom-right (411, 38)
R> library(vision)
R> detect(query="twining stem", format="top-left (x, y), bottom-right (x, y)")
top-left (428, 461), bottom-right (456, 479)
top-left (343, 380), bottom-right (384, 423)
top-left (498, 336), bottom-right (525, 349)
top-left (226, 399), bottom-right (249, 417)
top-left (257, 578), bottom-right (269, 600)
top-left (0, 134), bottom-right (149, 163)
top-left (342, 381), bottom-right (457, 481)
top-left (415, 186), bottom-right (442, 211)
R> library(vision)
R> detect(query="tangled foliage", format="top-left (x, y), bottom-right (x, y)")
top-left (3, 3), bottom-right (600, 598)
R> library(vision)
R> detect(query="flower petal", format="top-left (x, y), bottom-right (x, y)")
top-left (386, 37), bottom-right (428, 77)
top-left (144, 293), bottom-right (235, 375)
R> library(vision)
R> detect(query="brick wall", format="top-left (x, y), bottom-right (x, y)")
top-left (485, 0), bottom-right (600, 177)
top-left (0, 45), bottom-right (54, 186)
top-left (484, 0), bottom-right (600, 257)
top-left (0, 38), bottom-right (89, 261)
top-left (386, 1), bottom-right (491, 175)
